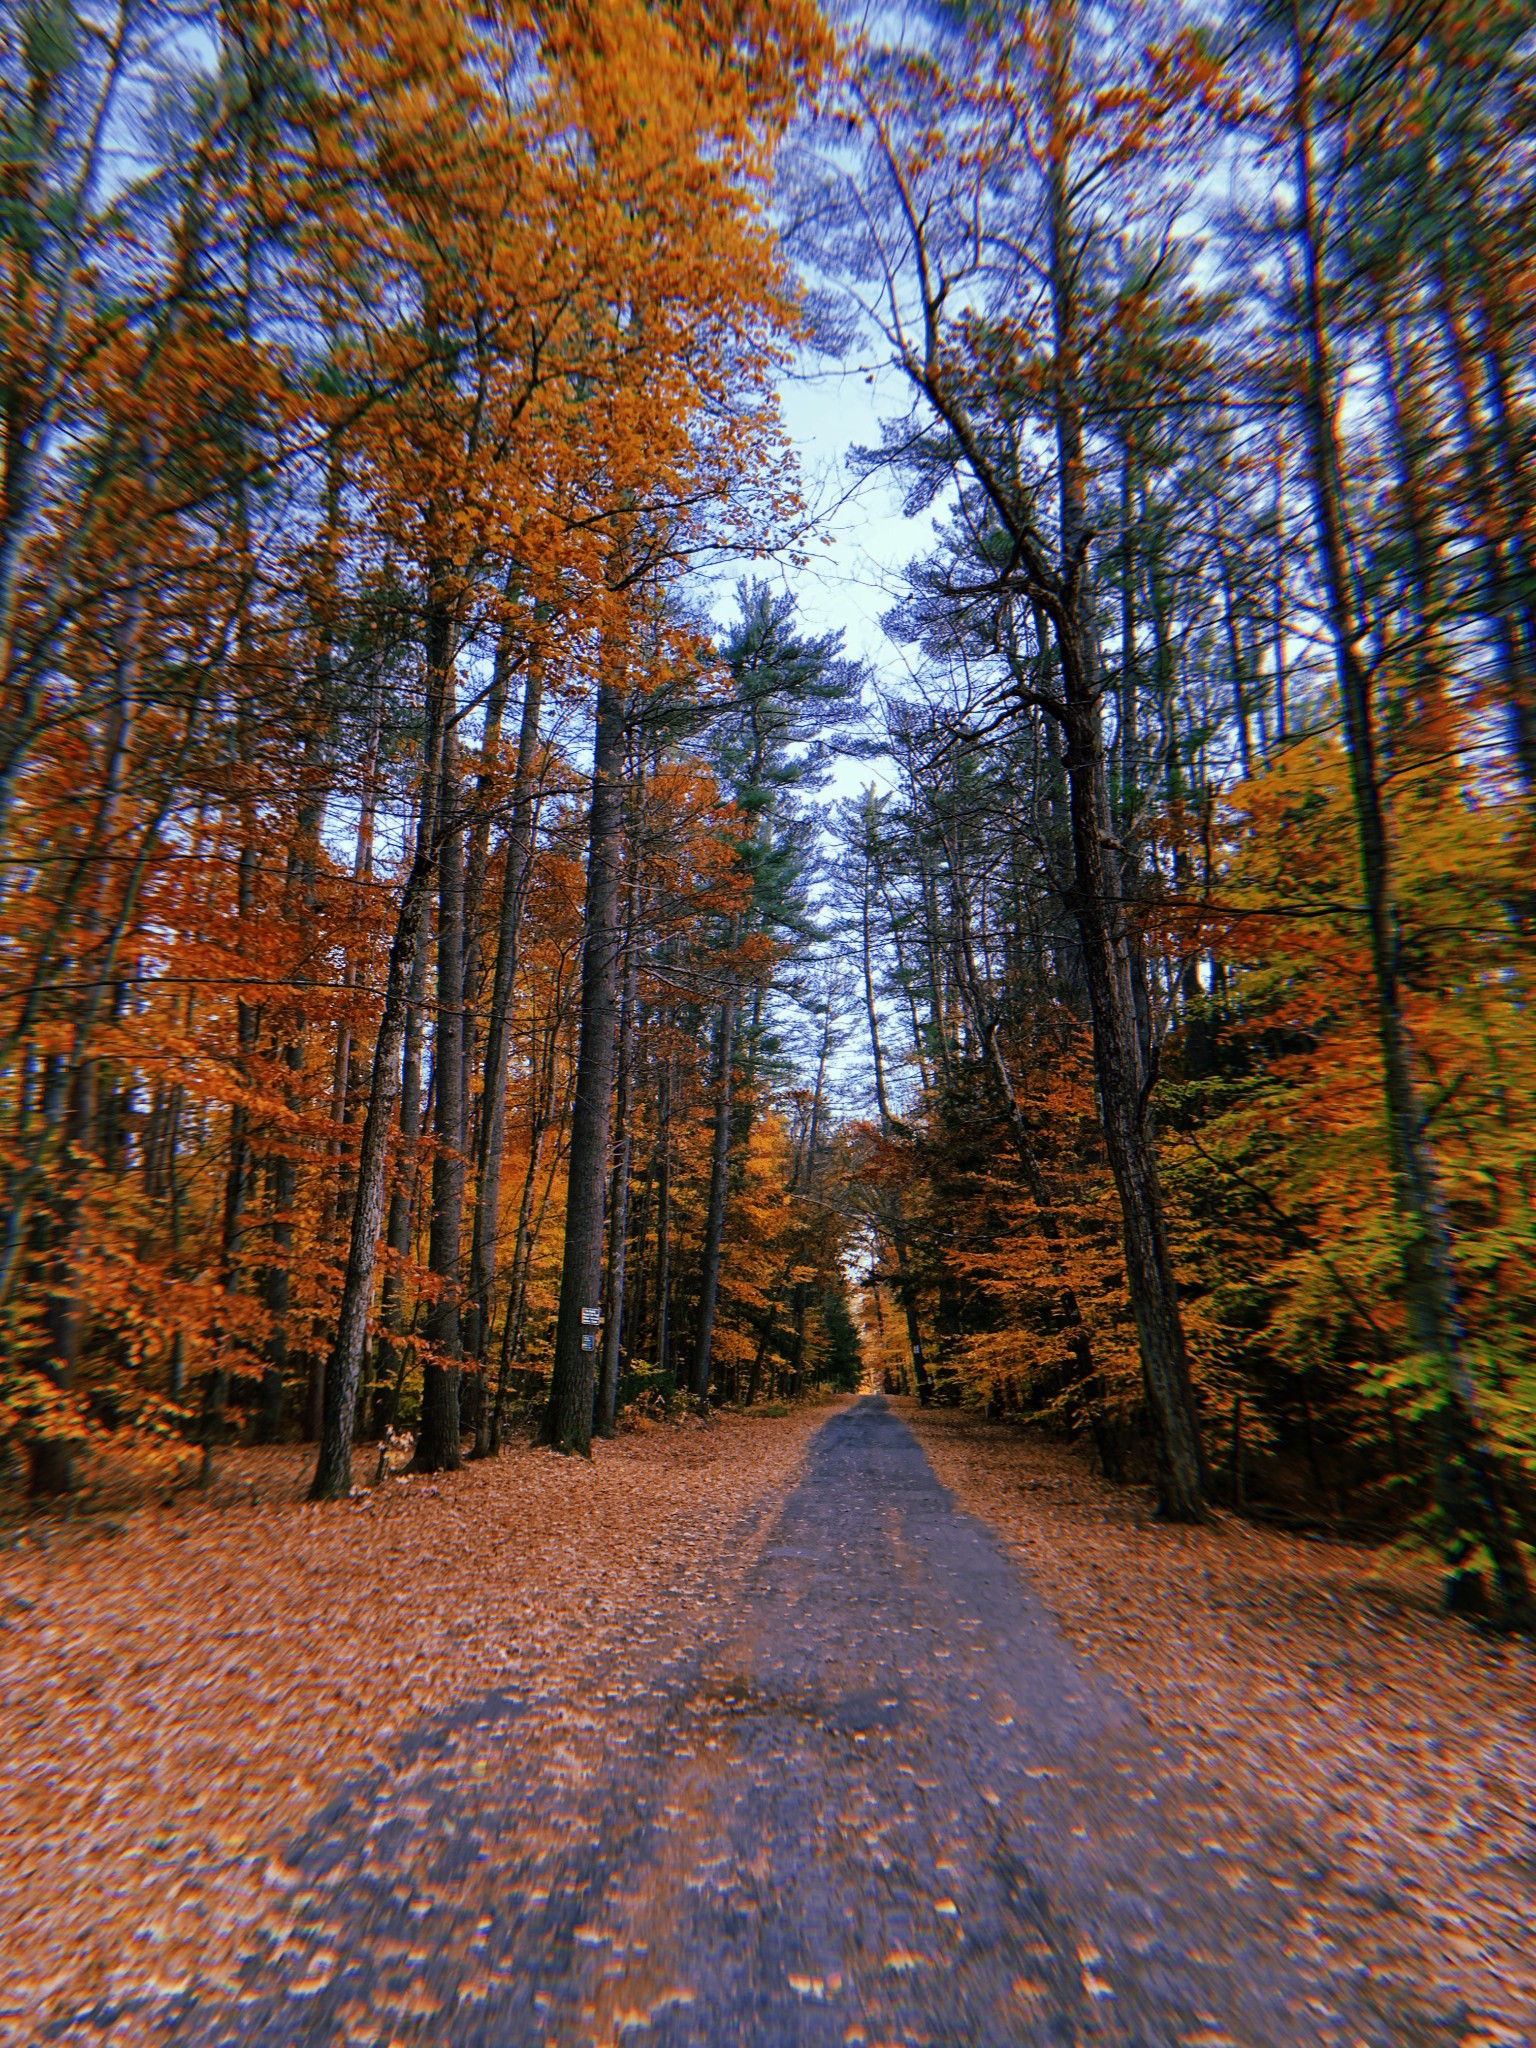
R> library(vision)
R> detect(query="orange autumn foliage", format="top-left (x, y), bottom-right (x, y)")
top-left (0, 0), bottom-right (837, 1486)
top-left (1168, 723), bottom-right (1536, 1503)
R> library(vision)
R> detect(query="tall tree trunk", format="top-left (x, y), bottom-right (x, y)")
top-left (623, 1123), bottom-right (656, 1368)
top-left (653, 1040), bottom-right (673, 1391)
top-left (783, 997), bottom-right (833, 1398)
top-left (468, 655), bottom-right (547, 1364)
top-left (416, 730), bottom-right (467, 1471)
top-left (894, 756), bottom-right (957, 1090)
top-left (1056, 663), bottom-right (1205, 1514)
top-left (1288, 12), bottom-right (1532, 1625)
top-left (1219, 549), bottom-right (1255, 782)
top-left (1269, 443), bottom-right (1289, 747)
top-left (1117, 442), bottom-right (1140, 826)
top-left (310, 614), bottom-right (451, 1500)
top-left (1436, 270), bottom-right (1536, 800)
top-left (1032, 0), bottom-right (1205, 1516)
top-left (861, 841), bottom-right (897, 1133)
top-left (597, 849), bottom-right (642, 1437)
top-left (1470, 302), bottom-right (1536, 797)
top-left (487, 997), bottom-right (571, 1452)
top-left (260, 718), bottom-right (334, 1443)
top-left (205, 819), bottom-right (260, 1476)
top-left (858, 841), bottom-right (932, 1403)
top-left (747, 1284), bottom-right (785, 1406)
top-left (543, 671), bottom-right (626, 1455)
top-left (373, 823), bottom-right (434, 1435)
top-left (731, 980), bottom-right (766, 1159)
top-left (28, 650), bottom-right (140, 1490)
top-left (458, 596), bottom-right (515, 1185)
top-left (259, 1094), bottom-right (297, 1443)
top-left (688, 968), bottom-right (738, 1403)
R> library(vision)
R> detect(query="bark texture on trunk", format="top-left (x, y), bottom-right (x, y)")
top-left (468, 658), bottom-right (546, 1366)
top-left (858, 812), bottom-right (933, 1405)
top-left (373, 834), bottom-right (433, 1433)
top-left (598, 851), bottom-right (642, 1437)
top-left (1057, 672), bottom-right (1206, 1516)
top-left (543, 673), bottom-right (626, 1455)
top-left (456, 603), bottom-right (513, 1212)
top-left (416, 729), bottom-right (466, 1472)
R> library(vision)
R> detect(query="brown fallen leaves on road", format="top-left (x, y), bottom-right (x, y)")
top-left (903, 1401), bottom-right (1536, 2048)
top-left (0, 1410), bottom-right (833, 2044)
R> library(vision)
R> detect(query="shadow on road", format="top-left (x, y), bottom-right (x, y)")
top-left (66, 1397), bottom-right (1454, 2048)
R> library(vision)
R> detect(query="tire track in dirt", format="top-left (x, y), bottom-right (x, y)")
top-left (97, 1398), bottom-right (1457, 2047)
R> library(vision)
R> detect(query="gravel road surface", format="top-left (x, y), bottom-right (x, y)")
top-left (129, 1397), bottom-right (1450, 2048)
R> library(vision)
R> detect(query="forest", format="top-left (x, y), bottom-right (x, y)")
top-left (2, 0), bottom-right (1533, 1645)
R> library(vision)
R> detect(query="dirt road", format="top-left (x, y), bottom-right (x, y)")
top-left (71, 1398), bottom-right (1456, 2047)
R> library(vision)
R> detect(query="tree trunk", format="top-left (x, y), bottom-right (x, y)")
top-left (857, 847), bottom-right (933, 1404)
top-left (416, 729), bottom-right (467, 1472)
top-left (1058, 678), bottom-right (1206, 1515)
top-left (654, 1041), bottom-right (673, 1391)
top-left (310, 634), bottom-right (450, 1500)
top-left (1219, 549), bottom-right (1255, 782)
top-left (468, 656), bottom-right (547, 1363)
top-left (688, 977), bottom-right (737, 1402)
top-left (260, 723), bottom-right (333, 1444)
top-left (598, 843), bottom-right (642, 1437)
top-left (623, 1126), bottom-right (656, 1368)
top-left (204, 823), bottom-right (259, 1473)
top-left (457, 595), bottom-right (514, 1195)
top-left (1289, 12), bottom-right (1532, 1625)
top-left (1436, 270), bottom-right (1536, 800)
top-left (373, 825), bottom-right (434, 1434)
top-left (1037, 1), bottom-right (1205, 1515)
top-left (260, 1138), bottom-right (296, 1443)
top-left (543, 671), bottom-right (626, 1455)
top-left (486, 1007), bottom-right (571, 1452)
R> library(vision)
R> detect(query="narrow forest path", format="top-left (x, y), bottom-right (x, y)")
top-left (118, 1398), bottom-right (1458, 2048)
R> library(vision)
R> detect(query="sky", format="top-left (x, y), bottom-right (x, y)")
top-left (738, 352), bottom-right (941, 811)
top-left (702, 348), bottom-right (950, 1107)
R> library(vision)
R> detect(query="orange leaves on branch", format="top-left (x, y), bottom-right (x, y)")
top-left (1168, 719), bottom-right (1536, 1486)
top-left (0, 0), bottom-right (834, 1473)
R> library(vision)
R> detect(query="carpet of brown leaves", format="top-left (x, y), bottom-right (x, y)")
top-left (901, 1401), bottom-right (1536, 2048)
top-left (0, 1408), bottom-right (837, 2044)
